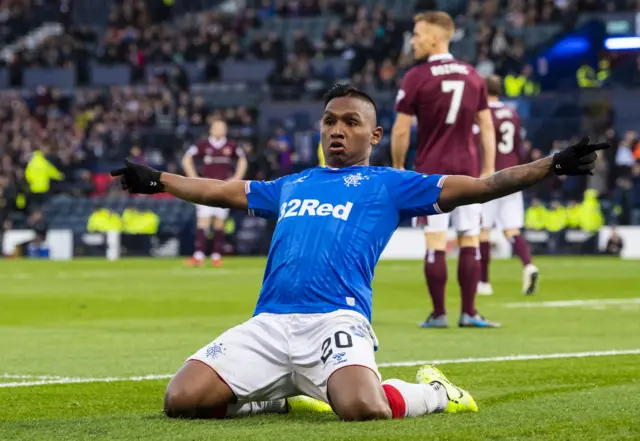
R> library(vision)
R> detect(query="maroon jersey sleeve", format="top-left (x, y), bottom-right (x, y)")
top-left (476, 79), bottom-right (489, 112)
top-left (185, 140), bottom-right (206, 158)
top-left (395, 67), bottom-right (423, 116)
top-left (230, 140), bottom-right (245, 160)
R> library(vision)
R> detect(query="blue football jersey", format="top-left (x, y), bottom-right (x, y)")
top-left (245, 166), bottom-right (447, 322)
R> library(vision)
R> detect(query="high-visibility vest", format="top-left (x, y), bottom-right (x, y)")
top-left (577, 65), bottom-right (599, 88)
top-left (597, 60), bottom-right (610, 83)
top-left (24, 151), bottom-right (64, 194)
top-left (318, 142), bottom-right (325, 167)
top-left (545, 207), bottom-right (568, 233)
top-left (504, 74), bottom-right (526, 97)
top-left (522, 80), bottom-right (540, 96)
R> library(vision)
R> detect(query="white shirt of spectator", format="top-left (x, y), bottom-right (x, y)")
top-left (554, 0), bottom-right (570, 10)
top-left (615, 145), bottom-right (636, 167)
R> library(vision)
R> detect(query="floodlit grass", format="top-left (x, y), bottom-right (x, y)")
top-left (1, 257), bottom-right (639, 440)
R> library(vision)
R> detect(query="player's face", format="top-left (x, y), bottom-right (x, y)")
top-left (210, 121), bottom-right (227, 139)
top-left (321, 96), bottom-right (382, 168)
top-left (411, 21), bottom-right (437, 59)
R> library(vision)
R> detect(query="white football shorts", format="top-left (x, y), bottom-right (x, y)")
top-left (187, 310), bottom-right (380, 403)
top-left (424, 204), bottom-right (482, 236)
top-left (481, 191), bottom-right (524, 230)
top-left (195, 204), bottom-right (230, 219)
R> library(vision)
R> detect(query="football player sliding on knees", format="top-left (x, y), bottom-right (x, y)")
top-left (111, 84), bottom-right (608, 422)
top-left (391, 11), bottom-right (499, 329)
top-left (478, 75), bottom-right (538, 297)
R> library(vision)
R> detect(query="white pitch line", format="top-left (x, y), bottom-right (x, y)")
top-left (377, 349), bottom-right (640, 367)
top-left (504, 298), bottom-right (640, 308)
top-left (1, 349), bottom-right (639, 389)
top-left (0, 374), bottom-right (173, 388)
top-left (0, 374), bottom-right (62, 380)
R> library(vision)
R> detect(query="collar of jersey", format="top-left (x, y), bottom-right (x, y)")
top-left (489, 101), bottom-right (505, 108)
top-left (208, 137), bottom-right (227, 148)
top-left (321, 165), bottom-right (366, 171)
top-left (428, 53), bottom-right (454, 62)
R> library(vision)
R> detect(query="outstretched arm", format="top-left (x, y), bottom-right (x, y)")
top-left (437, 137), bottom-right (610, 213)
top-left (111, 159), bottom-right (283, 217)
top-left (159, 174), bottom-right (248, 210)
top-left (438, 157), bottom-right (551, 212)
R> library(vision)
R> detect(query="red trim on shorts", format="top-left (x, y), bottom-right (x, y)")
top-left (382, 384), bottom-right (406, 419)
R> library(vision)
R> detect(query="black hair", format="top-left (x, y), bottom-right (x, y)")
top-left (323, 83), bottom-right (378, 113)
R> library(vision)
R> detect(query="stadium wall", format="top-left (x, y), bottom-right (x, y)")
top-left (5, 227), bottom-right (640, 260)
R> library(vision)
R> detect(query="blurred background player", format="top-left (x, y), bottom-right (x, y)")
top-left (181, 119), bottom-right (247, 267)
top-left (391, 11), bottom-right (499, 328)
top-left (318, 141), bottom-right (326, 167)
top-left (478, 75), bottom-right (539, 296)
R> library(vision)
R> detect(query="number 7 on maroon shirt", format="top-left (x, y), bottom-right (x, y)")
top-left (395, 54), bottom-right (489, 178)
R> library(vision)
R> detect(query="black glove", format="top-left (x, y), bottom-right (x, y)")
top-left (552, 137), bottom-right (610, 176)
top-left (110, 159), bottom-right (165, 194)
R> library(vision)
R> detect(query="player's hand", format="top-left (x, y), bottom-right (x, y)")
top-left (110, 159), bottom-right (165, 194)
top-left (552, 137), bottom-right (610, 176)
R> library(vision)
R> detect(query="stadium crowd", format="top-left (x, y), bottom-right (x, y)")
top-left (2, 0), bottom-right (640, 235)
top-left (3, 0), bottom-right (640, 88)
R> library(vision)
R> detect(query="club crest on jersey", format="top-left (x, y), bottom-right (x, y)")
top-left (205, 343), bottom-right (226, 359)
top-left (343, 173), bottom-right (369, 187)
top-left (223, 147), bottom-right (233, 156)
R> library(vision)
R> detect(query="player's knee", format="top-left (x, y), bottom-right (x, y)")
top-left (425, 232), bottom-right (447, 250)
top-left (503, 228), bottom-right (520, 239)
top-left (196, 218), bottom-right (210, 230)
top-left (164, 384), bottom-right (199, 418)
top-left (458, 234), bottom-right (479, 248)
top-left (213, 218), bottom-right (225, 231)
top-left (335, 397), bottom-right (392, 421)
top-left (479, 229), bottom-right (490, 242)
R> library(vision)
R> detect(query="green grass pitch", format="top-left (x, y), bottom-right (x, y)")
top-left (1, 257), bottom-right (639, 440)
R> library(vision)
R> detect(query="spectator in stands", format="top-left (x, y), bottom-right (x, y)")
top-left (504, 64), bottom-right (539, 97)
top-left (476, 48), bottom-right (495, 78)
top-left (70, 170), bottom-right (97, 198)
top-left (604, 227), bottom-right (624, 256)
top-left (266, 126), bottom-right (294, 178)
top-left (0, 172), bottom-right (15, 255)
top-left (631, 164), bottom-right (640, 225)
top-left (25, 208), bottom-right (47, 255)
top-left (615, 130), bottom-right (637, 179)
top-left (24, 147), bottom-right (64, 212)
top-left (546, 200), bottom-right (568, 254)
top-left (241, 141), bottom-right (268, 181)
top-left (587, 149), bottom-right (609, 196)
